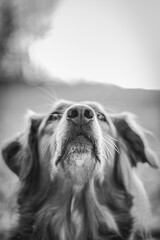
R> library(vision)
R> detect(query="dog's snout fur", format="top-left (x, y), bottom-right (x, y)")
top-left (52, 104), bottom-right (102, 181)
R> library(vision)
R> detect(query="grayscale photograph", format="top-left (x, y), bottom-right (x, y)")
top-left (0, 0), bottom-right (160, 239)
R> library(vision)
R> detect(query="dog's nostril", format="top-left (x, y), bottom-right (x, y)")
top-left (67, 106), bottom-right (94, 123)
top-left (84, 109), bottom-right (94, 119)
top-left (67, 109), bottom-right (78, 119)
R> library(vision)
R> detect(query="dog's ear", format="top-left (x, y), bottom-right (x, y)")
top-left (2, 133), bottom-right (24, 176)
top-left (112, 112), bottom-right (159, 168)
top-left (2, 110), bottom-right (43, 178)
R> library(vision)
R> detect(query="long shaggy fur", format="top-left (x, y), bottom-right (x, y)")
top-left (2, 100), bottom-right (159, 240)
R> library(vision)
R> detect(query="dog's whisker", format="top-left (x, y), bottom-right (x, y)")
top-left (103, 133), bottom-right (118, 142)
top-left (103, 136), bottom-right (120, 154)
top-left (103, 143), bottom-right (115, 160)
top-left (103, 135), bottom-right (117, 147)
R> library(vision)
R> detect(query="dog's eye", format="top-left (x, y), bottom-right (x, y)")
top-left (47, 112), bottom-right (62, 122)
top-left (97, 112), bottom-right (106, 121)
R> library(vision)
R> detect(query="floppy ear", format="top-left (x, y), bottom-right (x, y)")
top-left (112, 112), bottom-right (159, 168)
top-left (2, 110), bottom-right (43, 178)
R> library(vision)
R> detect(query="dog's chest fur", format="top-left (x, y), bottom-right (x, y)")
top-left (15, 177), bottom-right (133, 240)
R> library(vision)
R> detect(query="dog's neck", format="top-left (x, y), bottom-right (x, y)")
top-left (15, 174), bottom-right (133, 240)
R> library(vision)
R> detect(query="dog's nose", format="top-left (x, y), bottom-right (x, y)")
top-left (66, 105), bottom-right (94, 124)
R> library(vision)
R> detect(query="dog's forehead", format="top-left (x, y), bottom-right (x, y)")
top-left (52, 100), bottom-right (105, 112)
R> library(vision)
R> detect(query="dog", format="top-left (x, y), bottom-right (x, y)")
top-left (2, 99), bottom-right (159, 240)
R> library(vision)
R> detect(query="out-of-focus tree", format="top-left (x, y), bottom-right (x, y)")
top-left (0, 0), bottom-right (61, 79)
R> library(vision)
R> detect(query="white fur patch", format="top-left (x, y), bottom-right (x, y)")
top-left (119, 148), bottom-right (152, 234)
top-left (60, 225), bottom-right (66, 240)
top-left (71, 210), bottom-right (83, 238)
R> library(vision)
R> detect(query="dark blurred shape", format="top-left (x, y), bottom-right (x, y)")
top-left (0, 2), bottom-right (15, 68)
top-left (0, 0), bottom-right (61, 79)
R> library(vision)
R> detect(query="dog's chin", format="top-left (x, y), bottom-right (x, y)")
top-left (58, 135), bottom-right (97, 185)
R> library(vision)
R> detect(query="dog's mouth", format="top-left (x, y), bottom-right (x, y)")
top-left (55, 134), bottom-right (100, 166)
top-left (55, 134), bottom-right (99, 184)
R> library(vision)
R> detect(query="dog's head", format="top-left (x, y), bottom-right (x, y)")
top-left (2, 100), bottom-right (158, 185)
top-left (1, 100), bottom-right (159, 239)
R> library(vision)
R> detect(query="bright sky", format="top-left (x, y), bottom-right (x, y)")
top-left (29, 0), bottom-right (160, 89)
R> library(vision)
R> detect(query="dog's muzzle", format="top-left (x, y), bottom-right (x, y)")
top-left (55, 105), bottom-right (99, 183)
top-left (59, 135), bottom-right (94, 163)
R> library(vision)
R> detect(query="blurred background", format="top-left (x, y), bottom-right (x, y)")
top-left (0, 0), bottom-right (160, 238)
